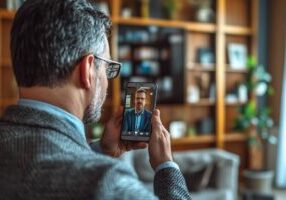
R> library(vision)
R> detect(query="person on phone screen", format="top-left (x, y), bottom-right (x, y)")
top-left (123, 89), bottom-right (152, 133)
top-left (0, 0), bottom-right (191, 199)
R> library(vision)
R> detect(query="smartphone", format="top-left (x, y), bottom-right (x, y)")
top-left (120, 82), bottom-right (158, 142)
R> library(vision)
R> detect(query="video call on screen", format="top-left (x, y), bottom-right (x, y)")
top-left (121, 86), bottom-right (154, 139)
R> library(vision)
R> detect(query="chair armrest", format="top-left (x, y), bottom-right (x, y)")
top-left (210, 149), bottom-right (240, 190)
top-left (173, 149), bottom-right (240, 195)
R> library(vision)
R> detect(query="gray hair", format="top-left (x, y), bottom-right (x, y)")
top-left (11, 0), bottom-right (111, 87)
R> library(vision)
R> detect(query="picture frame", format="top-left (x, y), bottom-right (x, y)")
top-left (197, 47), bottom-right (215, 67)
top-left (228, 43), bottom-right (247, 69)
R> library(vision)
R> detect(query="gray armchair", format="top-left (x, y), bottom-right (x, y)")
top-left (120, 148), bottom-right (240, 200)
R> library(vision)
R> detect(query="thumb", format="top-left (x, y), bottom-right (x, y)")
top-left (153, 109), bottom-right (160, 117)
top-left (152, 109), bottom-right (162, 124)
top-left (114, 106), bottom-right (123, 118)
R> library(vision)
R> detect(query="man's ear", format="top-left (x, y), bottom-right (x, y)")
top-left (79, 54), bottom-right (95, 89)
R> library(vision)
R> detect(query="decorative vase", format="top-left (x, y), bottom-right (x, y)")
top-left (195, 6), bottom-right (214, 22)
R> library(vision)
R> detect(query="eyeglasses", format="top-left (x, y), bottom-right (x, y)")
top-left (94, 55), bottom-right (121, 79)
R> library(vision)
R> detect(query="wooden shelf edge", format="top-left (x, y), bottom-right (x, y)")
top-left (0, 9), bottom-right (16, 19)
top-left (171, 135), bottom-right (215, 145)
top-left (225, 102), bottom-right (247, 106)
top-left (0, 98), bottom-right (18, 107)
top-left (1, 58), bottom-right (12, 67)
top-left (170, 133), bottom-right (247, 146)
top-left (225, 67), bottom-right (248, 73)
top-left (157, 100), bottom-right (215, 107)
top-left (224, 132), bottom-right (247, 142)
top-left (186, 100), bottom-right (216, 106)
top-left (113, 17), bottom-right (216, 33)
top-left (224, 25), bottom-right (253, 35)
top-left (186, 63), bottom-right (216, 71)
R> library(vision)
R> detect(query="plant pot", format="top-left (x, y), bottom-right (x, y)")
top-left (248, 127), bottom-right (264, 170)
top-left (243, 169), bottom-right (274, 194)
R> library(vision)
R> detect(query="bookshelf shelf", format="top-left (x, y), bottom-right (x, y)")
top-left (186, 63), bottom-right (216, 72)
top-left (113, 17), bottom-right (216, 33)
top-left (224, 132), bottom-right (247, 142)
top-left (1, 58), bottom-right (12, 67)
top-left (0, 98), bottom-right (18, 107)
top-left (225, 102), bottom-right (247, 106)
top-left (225, 68), bottom-right (249, 73)
top-left (171, 135), bottom-right (216, 145)
top-left (224, 25), bottom-right (253, 35)
top-left (0, 9), bottom-right (15, 19)
top-left (187, 99), bottom-right (216, 106)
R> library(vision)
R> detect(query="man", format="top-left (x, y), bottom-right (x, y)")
top-left (123, 89), bottom-right (152, 133)
top-left (0, 0), bottom-right (191, 199)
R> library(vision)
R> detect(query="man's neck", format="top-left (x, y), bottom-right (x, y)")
top-left (135, 108), bottom-right (144, 113)
top-left (19, 85), bottom-right (86, 120)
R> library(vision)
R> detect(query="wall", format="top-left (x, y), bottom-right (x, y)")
top-left (267, 0), bottom-right (286, 188)
top-left (268, 0), bottom-right (286, 124)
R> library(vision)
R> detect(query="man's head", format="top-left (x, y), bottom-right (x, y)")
top-left (11, 0), bottom-right (114, 124)
top-left (135, 89), bottom-right (147, 112)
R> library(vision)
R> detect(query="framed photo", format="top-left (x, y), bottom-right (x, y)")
top-left (197, 47), bottom-right (215, 66)
top-left (228, 43), bottom-right (247, 69)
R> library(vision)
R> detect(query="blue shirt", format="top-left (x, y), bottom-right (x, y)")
top-left (134, 110), bottom-right (143, 131)
top-left (17, 98), bottom-right (180, 173)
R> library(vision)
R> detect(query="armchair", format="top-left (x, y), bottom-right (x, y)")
top-left (120, 148), bottom-right (240, 200)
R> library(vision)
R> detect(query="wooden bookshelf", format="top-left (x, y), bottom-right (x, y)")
top-left (0, 0), bottom-right (260, 171)
top-left (110, 0), bottom-right (259, 170)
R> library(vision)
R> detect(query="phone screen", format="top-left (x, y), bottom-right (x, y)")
top-left (121, 82), bottom-right (158, 142)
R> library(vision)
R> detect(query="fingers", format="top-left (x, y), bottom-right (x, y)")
top-left (152, 109), bottom-right (161, 123)
top-left (148, 109), bottom-right (173, 169)
top-left (152, 109), bottom-right (163, 129)
top-left (161, 125), bottom-right (170, 138)
top-left (151, 109), bottom-right (165, 137)
top-left (115, 106), bottom-right (124, 118)
top-left (123, 141), bottom-right (148, 151)
top-left (110, 106), bottom-right (123, 126)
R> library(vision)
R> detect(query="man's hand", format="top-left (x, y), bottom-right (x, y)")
top-left (148, 109), bottom-right (173, 169)
top-left (100, 107), bottom-right (147, 157)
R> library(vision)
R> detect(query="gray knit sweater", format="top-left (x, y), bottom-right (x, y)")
top-left (0, 105), bottom-right (191, 200)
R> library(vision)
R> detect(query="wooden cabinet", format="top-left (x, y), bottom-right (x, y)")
top-left (0, 0), bottom-right (259, 170)
top-left (107, 0), bottom-right (259, 170)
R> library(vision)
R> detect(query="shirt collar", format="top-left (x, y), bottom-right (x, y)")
top-left (17, 98), bottom-right (86, 140)
top-left (135, 109), bottom-right (144, 115)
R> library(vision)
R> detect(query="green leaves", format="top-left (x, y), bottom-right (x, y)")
top-left (234, 56), bottom-right (275, 143)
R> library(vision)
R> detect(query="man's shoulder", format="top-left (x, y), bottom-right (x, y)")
top-left (144, 109), bottom-right (152, 116)
top-left (36, 151), bottom-right (134, 179)
top-left (125, 108), bottom-right (135, 114)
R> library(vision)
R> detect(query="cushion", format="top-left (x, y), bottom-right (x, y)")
top-left (183, 163), bottom-right (214, 191)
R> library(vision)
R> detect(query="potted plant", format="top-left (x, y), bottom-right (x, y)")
top-left (163, 0), bottom-right (182, 19)
top-left (234, 57), bottom-right (277, 194)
